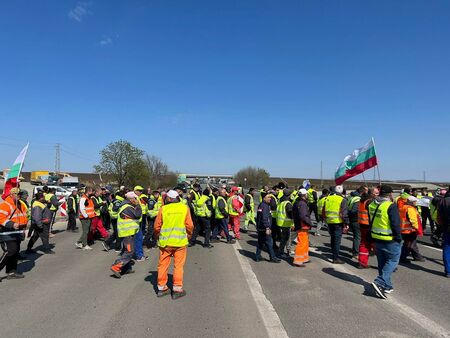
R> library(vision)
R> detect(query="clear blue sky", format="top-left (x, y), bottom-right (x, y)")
top-left (1, 1), bottom-right (449, 181)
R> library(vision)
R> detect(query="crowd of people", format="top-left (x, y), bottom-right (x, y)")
top-left (1, 180), bottom-right (449, 300)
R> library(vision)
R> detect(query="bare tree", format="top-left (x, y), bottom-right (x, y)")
top-left (234, 166), bottom-right (270, 188)
top-left (144, 154), bottom-right (178, 189)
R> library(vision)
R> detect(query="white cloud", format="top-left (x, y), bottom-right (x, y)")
top-left (68, 2), bottom-right (92, 22)
top-left (99, 36), bottom-right (113, 46)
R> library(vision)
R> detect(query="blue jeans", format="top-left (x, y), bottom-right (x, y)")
top-left (212, 218), bottom-right (231, 241)
top-left (443, 231), bottom-right (450, 276)
top-left (256, 230), bottom-right (276, 259)
top-left (374, 241), bottom-right (401, 290)
top-left (328, 223), bottom-right (343, 260)
top-left (133, 223), bottom-right (144, 259)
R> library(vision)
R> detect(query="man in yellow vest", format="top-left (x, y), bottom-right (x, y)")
top-left (242, 188), bottom-right (256, 232)
top-left (323, 185), bottom-right (349, 264)
top-left (154, 190), bottom-right (194, 299)
top-left (134, 185), bottom-right (149, 262)
top-left (315, 188), bottom-right (329, 236)
top-left (211, 188), bottom-right (235, 243)
top-left (27, 192), bottom-right (54, 254)
top-left (307, 185), bottom-right (318, 223)
top-left (145, 190), bottom-right (162, 249)
top-left (188, 183), bottom-right (202, 242)
top-left (110, 191), bottom-right (142, 278)
top-left (369, 185), bottom-right (402, 299)
top-left (103, 191), bottom-right (125, 252)
top-left (190, 188), bottom-right (214, 248)
top-left (276, 189), bottom-right (294, 258)
top-left (66, 189), bottom-right (79, 232)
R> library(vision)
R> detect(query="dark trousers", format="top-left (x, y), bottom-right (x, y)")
top-left (105, 218), bottom-right (122, 250)
top-left (213, 218), bottom-right (231, 241)
top-left (102, 212), bottom-right (111, 230)
top-left (144, 217), bottom-right (156, 248)
top-left (198, 217), bottom-right (211, 245)
top-left (67, 212), bottom-right (77, 230)
top-left (278, 227), bottom-right (291, 255)
top-left (349, 221), bottom-right (361, 256)
top-left (0, 240), bottom-right (19, 273)
top-left (27, 223), bottom-right (50, 251)
top-left (111, 236), bottom-right (135, 272)
top-left (78, 218), bottom-right (91, 246)
top-left (309, 203), bottom-right (318, 223)
top-left (401, 233), bottom-right (423, 260)
top-left (190, 214), bottom-right (202, 244)
top-left (328, 223), bottom-right (343, 260)
top-left (256, 230), bottom-right (276, 259)
top-left (421, 208), bottom-right (434, 232)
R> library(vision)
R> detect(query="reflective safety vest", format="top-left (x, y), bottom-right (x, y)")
top-left (290, 190), bottom-right (299, 203)
top-left (227, 195), bottom-right (239, 216)
top-left (92, 196), bottom-right (102, 216)
top-left (348, 195), bottom-right (361, 210)
top-left (211, 195), bottom-right (217, 210)
top-left (396, 193), bottom-right (409, 210)
top-left (267, 194), bottom-right (278, 218)
top-left (215, 196), bottom-right (228, 219)
top-left (245, 194), bottom-right (255, 213)
top-left (277, 190), bottom-right (283, 200)
top-left (400, 205), bottom-right (418, 234)
top-left (20, 200), bottom-right (30, 221)
top-left (325, 194), bottom-right (344, 224)
top-left (32, 200), bottom-right (50, 224)
top-left (197, 195), bottom-right (212, 218)
top-left (258, 189), bottom-right (265, 203)
top-left (0, 196), bottom-right (28, 234)
top-left (158, 202), bottom-right (189, 248)
top-left (430, 200), bottom-right (439, 222)
top-left (117, 204), bottom-right (140, 238)
top-left (369, 201), bottom-right (394, 241)
top-left (307, 188), bottom-right (316, 204)
top-left (276, 200), bottom-right (293, 227)
top-left (79, 195), bottom-right (96, 219)
top-left (69, 195), bottom-right (78, 213)
top-left (149, 195), bottom-right (162, 218)
top-left (358, 200), bottom-right (370, 226)
top-left (139, 193), bottom-right (148, 215)
top-left (108, 197), bottom-right (123, 219)
top-left (45, 193), bottom-right (57, 211)
top-left (317, 196), bottom-right (327, 216)
top-left (190, 190), bottom-right (201, 216)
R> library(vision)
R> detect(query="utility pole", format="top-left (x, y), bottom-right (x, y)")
top-left (320, 160), bottom-right (323, 188)
top-left (55, 143), bottom-right (60, 174)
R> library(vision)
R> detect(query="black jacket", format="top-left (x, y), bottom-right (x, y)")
top-left (293, 199), bottom-right (312, 231)
top-left (438, 195), bottom-right (450, 233)
top-left (256, 201), bottom-right (272, 231)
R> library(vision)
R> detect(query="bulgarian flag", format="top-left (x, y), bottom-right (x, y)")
top-left (335, 138), bottom-right (378, 185)
top-left (1, 143), bottom-right (29, 200)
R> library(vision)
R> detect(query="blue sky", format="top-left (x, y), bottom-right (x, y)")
top-left (1, 1), bottom-right (449, 181)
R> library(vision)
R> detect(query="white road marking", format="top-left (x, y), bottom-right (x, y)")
top-left (310, 247), bottom-right (450, 338)
top-left (420, 244), bottom-right (443, 252)
top-left (233, 240), bottom-right (289, 338)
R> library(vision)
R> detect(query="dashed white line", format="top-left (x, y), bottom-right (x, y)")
top-left (233, 240), bottom-right (289, 338)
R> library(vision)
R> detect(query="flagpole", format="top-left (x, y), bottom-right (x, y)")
top-left (371, 137), bottom-right (382, 186)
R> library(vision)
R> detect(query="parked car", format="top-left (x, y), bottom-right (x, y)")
top-left (33, 185), bottom-right (70, 199)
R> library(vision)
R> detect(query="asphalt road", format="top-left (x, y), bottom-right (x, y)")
top-left (1, 218), bottom-right (449, 338)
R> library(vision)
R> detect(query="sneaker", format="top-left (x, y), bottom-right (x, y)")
top-left (102, 242), bottom-right (110, 252)
top-left (227, 239), bottom-right (236, 244)
top-left (414, 257), bottom-right (426, 262)
top-left (269, 258), bottom-right (281, 263)
top-left (278, 253), bottom-right (289, 259)
top-left (203, 244), bottom-right (214, 249)
top-left (83, 245), bottom-right (93, 250)
top-left (332, 259), bottom-right (345, 264)
top-left (110, 268), bottom-right (121, 279)
top-left (384, 288), bottom-right (394, 294)
top-left (43, 250), bottom-right (56, 254)
top-left (6, 272), bottom-right (24, 280)
top-left (75, 242), bottom-right (83, 249)
top-left (114, 249), bottom-right (122, 253)
top-left (372, 282), bottom-right (387, 299)
top-left (135, 256), bottom-right (148, 262)
top-left (157, 288), bottom-right (171, 298)
top-left (172, 290), bottom-right (187, 300)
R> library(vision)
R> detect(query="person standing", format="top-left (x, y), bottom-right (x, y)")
top-left (154, 190), bottom-right (194, 299)
top-left (0, 187), bottom-right (28, 279)
top-left (188, 183), bottom-right (202, 241)
top-left (357, 188), bottom-right (378, 269)
top-left (323, 185), bottom-right (349, 264)
top-left (292, 189), bottom-right (313, 267)
top-left (399, 196), bottom-right (425, 263)
top-left (242, 188), bottom-right (256, 232)
top-left (255, 194), bottom-right (280, 263)
top-left (110, 192), bottom-right (142, 278)
top-left (191, 188), bottom-right (213, 248)
top-left (134, 186), bottom-right (148, 261)
top-left (369, 185), bottom-right (402, 299)
top-left (89, 188), bottom-right (109, 243)
top-left (211, 188), bottom-right (235, 243)
top-left (75, 187), bottom-right (96, 250)
top-left (307, 185), bottom-right (318, 223)
top-left (348, 188), bottom-right (362, 257)
top-left (103, 191), bottom-right (125, 252)
top-left (437, 189), bottom-right (450, 278)
top-left (26, 192), bottom-right (54, 254)
top-left (315, 189), bottom-right (329, 236)
top-left (228, 187), bottom-right (242, 240)
top-left (276, 189), bottom-right (294, 258)
top-left (66, 189), bottom-right (79, 232)
top-left (145, 190), bottom-right (162, 249)
top-left (430, 189), bottom-right (446, 246)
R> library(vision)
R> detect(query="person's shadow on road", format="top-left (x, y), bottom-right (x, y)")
top-left (145, 271), bottom-right (173, 294)
top-left (322, 267), bottom-right (378, 298)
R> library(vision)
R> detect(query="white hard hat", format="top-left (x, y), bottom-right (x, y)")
top-left (299, 188), bottom-right (308, 195)
top-left (167, 190), bottom-right (179, 199)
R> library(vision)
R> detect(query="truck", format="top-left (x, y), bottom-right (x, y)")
top-left (31, 171), bottom-right (50, 185)
top-left (60, 176), bottom-right (79, 191)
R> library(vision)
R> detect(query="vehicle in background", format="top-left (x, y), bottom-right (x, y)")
top-left (30, 170), bottom-right (50, 185)
top-left (32, 185), bottom-right (70, 199)
top-left (39, 174), bottom-right (59, 185)
top-left (59, 176), bottom-right (79, 192)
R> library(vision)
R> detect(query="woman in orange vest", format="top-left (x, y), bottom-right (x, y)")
top-left (0, 187), bottom-right (28, 279)
top-left (400, 196), bottom-right (425, 263)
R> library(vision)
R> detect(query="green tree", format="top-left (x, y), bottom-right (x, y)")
top-left (94, 140), bottom-right (145, 187)
top-left (234, 166), bottom-right (270, 188)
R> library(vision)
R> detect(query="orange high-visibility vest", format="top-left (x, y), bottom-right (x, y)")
top-left (79, 194), bottom-right (96, 219)
top-left (358, 200), bottom-right (370, 226)
top-left (400, 205), bottom-right (418, 234)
